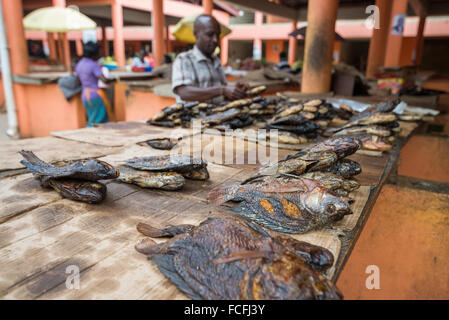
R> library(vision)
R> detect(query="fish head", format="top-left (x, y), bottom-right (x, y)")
top-left (302, 187), bottom-right (352, 221)
top-left (84, 159), bottom-right (119, 179)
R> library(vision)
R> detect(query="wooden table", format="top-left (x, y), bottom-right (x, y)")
top-left (0, 119), bottom-right (419, 299)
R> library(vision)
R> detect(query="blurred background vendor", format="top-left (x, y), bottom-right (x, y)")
top-left (75, 41), bottom-right (113, 126)
top-left (172, 15), bottom-right (248, 104)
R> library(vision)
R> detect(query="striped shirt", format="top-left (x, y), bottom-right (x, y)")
top-left (172, 45), bottom-right (227, 104)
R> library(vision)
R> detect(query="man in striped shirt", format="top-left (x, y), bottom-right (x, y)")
top-left (172, 15), bottom-right (248, 105)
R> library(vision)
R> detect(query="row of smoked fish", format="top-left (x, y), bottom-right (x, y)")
top-left (19, 152), bottom-right (210, 203)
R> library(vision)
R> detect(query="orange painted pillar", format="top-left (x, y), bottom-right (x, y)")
top-left (384, 0), bottom-right (408, 67)
top-left (61, 32), bottom-right (71, 70)
top-left (288, 21), bottom-right (297, 66)
top-left (203, 0), bottom-right (213, 15)
top-left (414, 15), bottom-right (426, 66)
top-left (47, 32), bottom-right (58, 60)
top-left (101, 26), bottom-right (109, 57)
top-left (112, 2), bottom-right (125, 67)
top-left (366, 0), bottom-right (393, 78)
top-left (221, 36), bottom-right (229, 66)
top-left (53, 0), bottom-right (70, 69)
top-left (56, 33), bottom-right (64, 63)
top-left (75, 39), bottom-right (83, 57)
top-left (166, 25), bottom-right (173, 53)
top-left (2, 0), bottom-right (30, 137)
top-left (152, 0), bottom-right (165, 67)
top-left (301, 0), bottom-right (339, 93)
top-left (253, 11), bottom-right (263, 60)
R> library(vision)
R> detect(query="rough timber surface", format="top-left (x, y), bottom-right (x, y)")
top-left (0, 115), bottom-right (421, 299)
top-left (0, 136), bottom-right (122, 172)
top-left (51, 121), bottom-right (195, 147)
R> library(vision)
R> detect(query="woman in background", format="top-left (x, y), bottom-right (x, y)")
top-left (75, 41), bottom-right (113, 126)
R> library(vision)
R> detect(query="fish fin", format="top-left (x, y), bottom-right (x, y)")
top-left (207, 182), bottom-right (240, 206)
top-left (213, 250), bottom-right (272, 264)
top-left (243, 219), bottom-right (271, 238)
top-left (137, 222), bottom-right (174, 238)
top-left (19, 150), bottom-right (46, 166)
top-left (134, 238), bottom-right (158, 255)
top-left (19, 160), bottom-right (41, 175)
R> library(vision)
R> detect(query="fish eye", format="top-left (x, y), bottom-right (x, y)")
top-left (326, 204), bottom-right (336, 214)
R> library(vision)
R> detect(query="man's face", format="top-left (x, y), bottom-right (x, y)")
top-left (195, 19), bottom-right (220, 57)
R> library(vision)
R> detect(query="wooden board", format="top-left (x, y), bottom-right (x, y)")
top-left (0, 137), bottom-right (122, 172)
top-left (51, 121), bottom-right (195, 147)
top-left (0, 109), bottom-right (423, 299)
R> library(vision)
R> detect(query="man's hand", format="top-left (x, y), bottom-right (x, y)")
top-left (223, 86), bottom-right (247, 101)
top-left (236, 82), bottom-right (250, 92)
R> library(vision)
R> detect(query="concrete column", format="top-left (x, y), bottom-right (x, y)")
top-left (53, 0), bottom-right (66, 6)
top-left (48, 32), bottom-right (58, 60)
top-left (112, 3), bottom-right (125, 67)
top-left (253, 11), bottom-right (263, 60)
top-left (102, 26), bottom-right (109, 57)
top-left (203, 0), bottom-right (213, 15)
top-left (366, 0), bottom-right (393, 78)
top-left (2, 0), bottom-right (30, 136)
top-left (384, 0), bottom-right (408, 67)
top-left (288, 21), bottom-right (297, 66)
top-left (301, 0), bottom-right (339, 93)
top-left (220, 36), bottom-right (229, 66)
top-left (414, 15), bottom-right (426, 66)
top-left (152, 0), bottom-right (165, 67)
top-left (56, 33), bottom-right (64, 64)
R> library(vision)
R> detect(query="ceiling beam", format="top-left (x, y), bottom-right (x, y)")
top-left (220, 0), bottom-right (299, 21)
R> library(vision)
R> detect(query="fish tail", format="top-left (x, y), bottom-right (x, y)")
top-left (207, 182), bottom-right (240, 206)
top-left (19, 150), bottom-right (46, 166)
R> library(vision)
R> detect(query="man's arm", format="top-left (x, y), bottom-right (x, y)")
top-left (175, 85), bottom-right (247, 102)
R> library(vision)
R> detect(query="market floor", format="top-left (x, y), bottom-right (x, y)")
top-left (337, 184), bottom-right (449, 299)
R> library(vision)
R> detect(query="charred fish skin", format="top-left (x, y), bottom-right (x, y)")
top-left (135, 217), bottom-right (343, 300)
top-left (19, 150), bottom-right (119, 183)
top-left (46, 179), bottom-right (107, 204)
top-left (301, 172), bottom-right (360, 195)
top-left (147, 139), bottom-right (177, 150)
top-left (232, 185), bottom-right (352, 234)
top-left (117, 166), bottom-right (185, 190)
top-left (306, 136), bottom-right (362, 159)
top-left (323, 159), bottom-right (362, 178)
top-left (124, 155), bottom-right (207, 173)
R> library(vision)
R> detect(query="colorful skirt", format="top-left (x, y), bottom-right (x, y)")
top-left (82, 88), bottom-right (114, 127)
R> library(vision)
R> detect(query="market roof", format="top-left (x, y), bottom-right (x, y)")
top-left (221, 0), bottom-right (449, 21)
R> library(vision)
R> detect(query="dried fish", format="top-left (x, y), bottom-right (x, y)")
top-left (246, 85), bottom-right (266, 96)
top-left (202, 108), bottom-right (241, 125)
top-left (135, 217), bottom-right (343, 299)
top-left (45, 179), bottom-right (107, 203)
top-left (306, 136), bottom-right (362, 159)
top-left (328, 112), bottom-right (397, 133)
top-left (124, 155), bottom-right (209, 180)
top-left (118, 166), bottom-right (185, 190)
top-left (147, 138), bottom-right (177, 150)
top-left (278, 105), bottom-right (304, 118)
top-left (19, 150), bottom-right (119, 183)
top-left (304, 99), bottom-right (322, 108)
top-left (301, 172), bottom-right (360, 195)
top-left (322, 159), bottom-right (362, 178)
top-left (231, 180), bottom-right (352, 234)
top-left (334, 126), bottom-right (392, 137)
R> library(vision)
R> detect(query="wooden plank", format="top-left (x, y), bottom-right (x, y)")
top-left (51, 121), bottom-right (195, 147)
top-left (0, 137), bottom-right (122, 172)
top-left (0, 174), bottom-right (62, 224)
